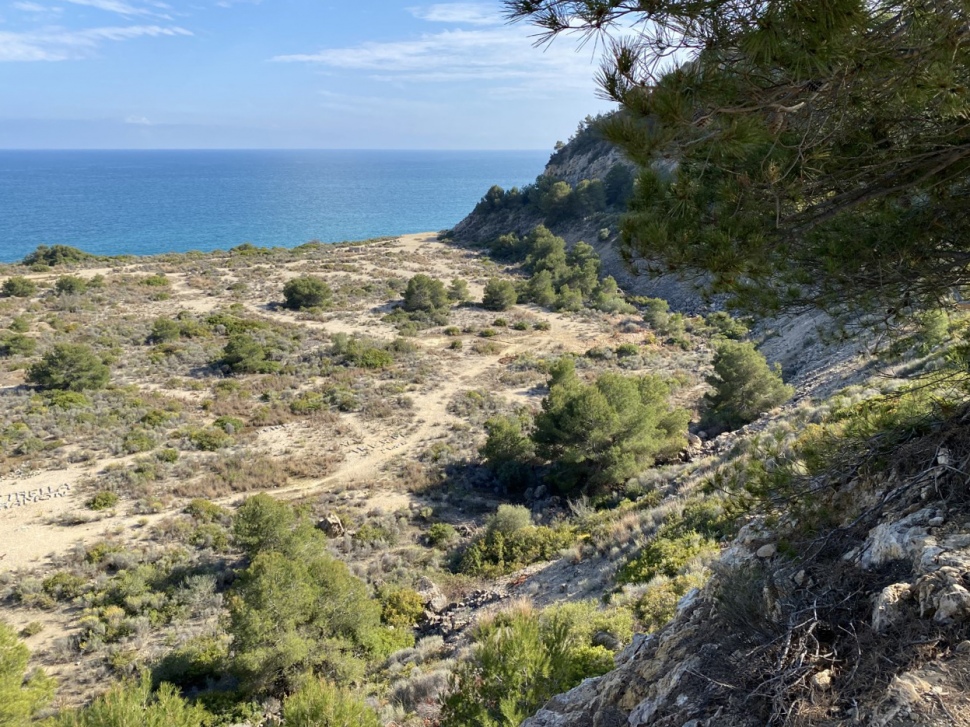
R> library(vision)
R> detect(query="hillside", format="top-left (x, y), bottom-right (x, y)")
top-left (0, 125), bottom-right (967, 727)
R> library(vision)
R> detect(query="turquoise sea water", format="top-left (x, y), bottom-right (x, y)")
top-left (0, 150), bottom-right (549, 263)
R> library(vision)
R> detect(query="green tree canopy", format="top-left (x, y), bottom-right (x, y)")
top-left (0, 621), bottom-right (53, 727)
top-left (228, 495), bottom-right (387, 695)
top-left (27, 343), bottom-right (110, 391)
top-left (283, 276), bottom-right (332, 310)
top-left (482, 278), bottom-right (518, 311)
top-left (55, 673), bottom-right (206, 727)
top-left (506, 0), bottom-right (970, 319)
top-left (533, 367), bottom-right (689, 490)
top-left (2, 277), bottom-right (37, 298)
top-left (403, 274), bottom-right (449, 313)
top-left (703, 341), bottom-right (794, 430)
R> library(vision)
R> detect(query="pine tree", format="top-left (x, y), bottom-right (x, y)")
top-left (505, 0), bottom-right (970, 319)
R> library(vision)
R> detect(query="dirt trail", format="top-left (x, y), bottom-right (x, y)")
top-left (0, 232), bottom-right (616, 572)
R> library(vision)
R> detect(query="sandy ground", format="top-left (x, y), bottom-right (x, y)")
top-left (0, 233), bottom-right (635, 573)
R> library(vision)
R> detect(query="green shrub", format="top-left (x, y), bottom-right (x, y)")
top-left (2, 276), bottom-right (37, 298)
top-left (56, 672), bottom-right (207, 727)
top-left (19, 622), bottom-right (43, 638)
top-left (45, 391), bottom-right (90, 409)
top-left (705, 311), bottom-right (749, 340)
top-left (54, 275), bottom-right (88, 295)
top-left (189, 427), bottom-right (232, 451)
top-left (290, 391), bottom-right (326, 414)
top-left (156, 448), bottom-right (179, 463)
top-left (331, 334), bottom-right (394, 369)
top-left (480, 416), bottom-right (536, 489)
top-left (221, 334), bottom-right (281, 374)
top-left (440, 602), bottom-right (621, 727)
top-left (283, 679), bottom-right (380, 727)
top-left (283, 276), bottom-right (332, 310)
top-left (512, 320), bottom-right (530, 331)
top-left (703, 341), bottom-right (794, 430)
top-left (403, 274), bottom-right (448, 312)
top-left (0, 333), bottom-right (36, 358)
top-left (184, 499), bottom-right (231, 524)
top-left (213, 416), bottom-right (245, 434)
top-left (617, 528), bottom-right (718, 584)
top-left (482, 278), bottom-right (517, 311)
top-left (427, 522), bottom-right (458, 547)
top-left (152, 635), bottom-right (227, 692)
top-left (140, 274), bottom-right (169, 287)
top-left (447, 278), bottom-right (470, 303)
top-left (87, 491), bottom-right (120, 511)
top-left (9, 316), bottom-right (30, 332)
top-left (0, 622), bottom-right (54, 724)
top-left (479, 328), bottom-right (497, 338)
top-left (149, 317), bottom-right (181, 344)
top-left (43, 572), bottom-right (88, 601)
top-left (379, 587), bottom-right (425, 628)
top-left (27, 343), bottom-right (110, 391)
top-left (123, 429), bottom-right (156, 453)
top-left (21, 244), bottom-right (93, 267)
top-left (449, 339), bottom-right (463, 350)
top-left (459, 506), bottom-right (573, 577)
top-left (443, 326), bottom-right (461, 336)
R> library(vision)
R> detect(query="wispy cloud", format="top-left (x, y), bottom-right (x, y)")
top-left (62, 0), bottom-right (172, 19)
top-left (124, 114), bottom-right (152, 124)
top-left (0, 24), bottom-right (191, 61)
top-left (272, 25), bottom-right (601, 98)
top-left (408, 2), bottom-right (501, 26)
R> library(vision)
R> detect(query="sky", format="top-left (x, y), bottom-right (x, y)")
top-left (0, 0), bottom-right (617, 149)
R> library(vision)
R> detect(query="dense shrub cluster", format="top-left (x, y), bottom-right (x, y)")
top-left (283, 276), bottom-right (332, 310)
top-left (440, 600), bottom-right (631, 727)
top-left (458, 505), bottom-right (573, 577)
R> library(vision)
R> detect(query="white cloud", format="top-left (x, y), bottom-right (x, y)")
top-left (0, 24), bottom-right (191, 61)
top-left (124, 114), bottom-right (152, 124)
top-left (271, 26), bottom-right (600, 94)
top-left (408, 2), bottom-right (501, 26)
top-left (62, 0), bottom-right (172, 19)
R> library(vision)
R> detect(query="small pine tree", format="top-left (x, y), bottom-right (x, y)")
top-left (703, 341), bottom-right (794, 430)
top-left (0, 621), bottom-right (53, 727)
top-left (283, 276), bottom-right (332, 310)
top-left (482, 278), bottom-right (517, 311)
top-left (2, 277), bottom-right (37, 298)
top-left (27, 343), bottom-right (110, 392)
top-left (403, 274), bottom-right (449, 312)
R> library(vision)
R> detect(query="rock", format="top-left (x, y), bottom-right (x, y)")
top-left (416, 577), bottom-right (449, 613)
top-left (929, 516), bottom-right (946, 527)
top-left (955, 640), bottom-right (970, 654)
top-left (811, 669), bottom-right (834, 690)
top-left (794, 570), bottom-right (807, 586)
top-left (935, 583), bottom-right (970, 623)
top-left (317, 513), bottom-right (344, 537)
top-left (534, 485), bottom-right (548, 500)
top-left (756, 543), bottom-right (777, 558)
top-left (860, 508), bottom-right (936, 570)
top-left (872, 583), bottom-right (912, 633)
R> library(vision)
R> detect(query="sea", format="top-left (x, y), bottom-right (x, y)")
top-left (0, 149), bottom-right (549, 263)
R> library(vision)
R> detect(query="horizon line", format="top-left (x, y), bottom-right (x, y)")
top-left (0, 147), bottom-right (552, 153)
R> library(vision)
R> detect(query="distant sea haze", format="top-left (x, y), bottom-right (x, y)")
top-left (0, 149), bottom-right (550, 263)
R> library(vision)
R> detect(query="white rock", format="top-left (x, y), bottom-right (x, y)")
top-left (756, 543), bottom-right (777, 558)
top-left (872, 583), bottom-right (912, 633)
top-left (935, 583), bottom-right (970, 623)
top-left (860, 509), bottom-right (936, 570)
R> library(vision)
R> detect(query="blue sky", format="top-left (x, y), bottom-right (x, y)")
top-left (0, 1), bottom-right (616, 149)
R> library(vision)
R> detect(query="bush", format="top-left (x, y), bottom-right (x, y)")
top-left (27, 343), bottom-right (110, 391)
top-left (427, 522), bottom-right (458, 547)
top-left (379, 587), bottom-right (425, 628)
top-left (482, 278), bottom-right (517, 311)
top-left (222, 334), bottom-right (281, 374)
top-left (283, 276), bottom-right (332, 310)
top-left (459, 506), bottom-right (573, 577)
top-left (703, 341), bottom-right (794, 430)
top-left (480, 416), bottom-right (536, 489)
top-left (283, 679), bottom-right (380, 727)
top-left (0, 333), bottom-right (36, 358)
top-left (440, 602), bottom-right (621, 727)
top-left (403, 274), bottom-right (449, 313)
top-left (189, 428), bottom-right (232, 451)
top-left (87, 491), bottom-right (120, 511)
top-left (447, 278), bottom-right (470, 303)
top-left (2, 276), bottom-right (37, 297)
top-left (21, 244), bottom-right (93, 267)
top-left (56, 672), bottom-right (207, 727)
top-left (0, 622), bottom-right (54, 725)
top-left (149, 317), bottom-right (181, 344)
top-left (54, 275), bottom-right (88, 295)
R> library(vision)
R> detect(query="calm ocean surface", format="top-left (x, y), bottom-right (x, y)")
top-left (0, 150), bottom-right (549, 263)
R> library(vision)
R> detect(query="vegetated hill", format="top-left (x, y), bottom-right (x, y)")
top-left (450, 115), bottom-right (702, 315)
top-left (451, 116), bottom-right (970, 727)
